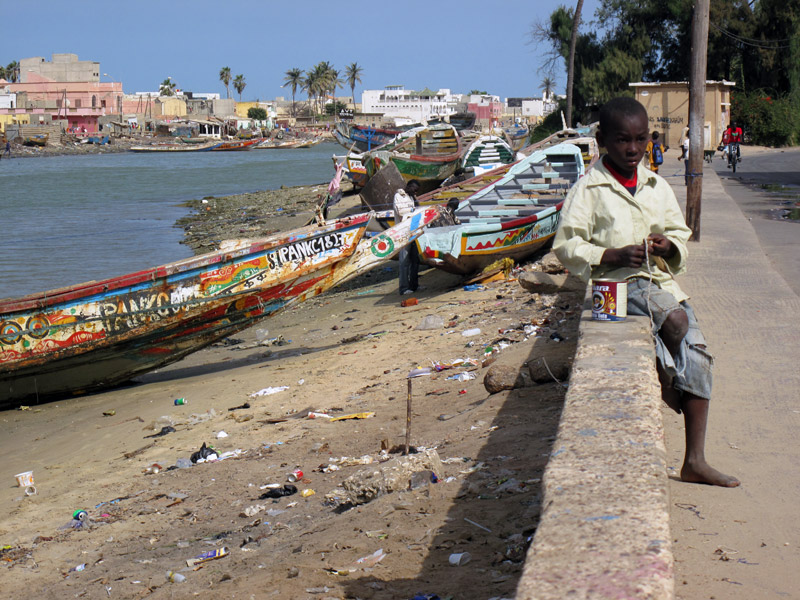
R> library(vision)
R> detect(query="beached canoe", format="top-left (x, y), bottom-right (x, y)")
top-left (333, 121), bottom-right (405, 152)
top-left (521, 127), bottom-right (600, 169)
top-left (23, 134), bottom-right (49, 147)
top-left (0, 207), bottom-right (442, 405)
top-left (461, 134), bottom-right (517, 176)
top-left (212, 139), bottom-right (259, 151)
top-left (415, 143), bottom-right (584, 275)
top-left (363, 124), bottom-right (462, 193)
top-left (130, 141), bottom-right (223, 152)
top-left (497, 122), bottom-right (530, 153)
top-left (332, 151), bottom-right (368, 188)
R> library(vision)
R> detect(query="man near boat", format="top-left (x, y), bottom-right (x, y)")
top-left (393, 179), bottom-right (421, 295)
top-left (554, 97), bottom-right (739, 488)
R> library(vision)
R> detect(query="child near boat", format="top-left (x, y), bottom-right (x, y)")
top-left (553, 97), bottom-right (739, 488)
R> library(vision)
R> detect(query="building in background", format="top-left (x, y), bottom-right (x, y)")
top-left (630, 80), bottom-right (735, 150)
top-left (5, 54), bottom-right (122, 133)
top-left (361, 85), bottom-right (459, 125)
top-left (465, 94), bottom-right (503, 128)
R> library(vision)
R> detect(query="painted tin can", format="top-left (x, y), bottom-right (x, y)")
top-left (287, 469), bottom-right (304, 483)
top-left (591, 280), bottom-right (627, 321)
top-left (174, 398), bottom-right (187, 406)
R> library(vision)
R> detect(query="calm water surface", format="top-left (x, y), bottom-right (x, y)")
top-left (0, 143), bottom-right (337, 298)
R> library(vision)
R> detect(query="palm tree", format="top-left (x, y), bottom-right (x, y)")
top-left (159, 78), bottom-right (176, 96)
top-left (312, 62), bottom-right (340, 115)
top-left (0, 65), bottom-right (6, 81)
top-left (233, 74), bottom-right (246, 101)
top-left (5, 61), bottom-right (19, 83)
top-left (282, 68), bottom-right (303, 116)
top-left (219, 66), bottom-right (232, 99)
top-left (301, 69), bottom-right (319, 121)
top-left (345, 62), bottom-right (363, 107)
top-left (541, 76), bottom-right (555, 101)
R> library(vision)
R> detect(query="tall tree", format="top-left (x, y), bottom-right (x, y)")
top-left (565, 0), bottom-right (584, 127)
top-left (233, 74), bottom-right (246, 101)
top-left (541, 76), bottom-right (556, 100)
top-left (345, 62), bottom-right (364, 107)
top-left (282, 67), bottom-right (303, 116)
top-left (301, 69), bottom-right (319, 119)
top-left (5, 61), bottom-right (19, 83)
top-left (159, 78), bottom-right (176, 96)
top-left (219, 66), bottom-right (232, 99)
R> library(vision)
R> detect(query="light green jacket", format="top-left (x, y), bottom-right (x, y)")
top-left (553, 159), bottom-right (691, 302)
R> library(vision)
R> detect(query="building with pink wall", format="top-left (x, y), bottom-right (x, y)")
top-left (6, 72), bottom-right (122, 133)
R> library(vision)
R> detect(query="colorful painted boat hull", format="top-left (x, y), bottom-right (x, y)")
top-left (364, 124), bottom-right (462, 193)
top-left (0, 212), bottom-right (401, 405)
top-left (416, 143), bottom-right (584, 275)
top-left (130, 141), bottom-right (223, 152)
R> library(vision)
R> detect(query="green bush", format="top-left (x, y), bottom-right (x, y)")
top-left (732, 91), bottom-right (799, 147)
top-left (530, 101), bottom-right (568, 144)
top-left (247, 107), bottom-right (267, 120)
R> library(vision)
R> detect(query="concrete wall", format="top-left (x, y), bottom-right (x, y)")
top-left (20, 54), bottom-right (100, 83)
top-left (516, 298), bottom-right (674, 599)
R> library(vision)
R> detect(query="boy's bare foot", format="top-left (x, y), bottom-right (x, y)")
top-left (681, 459), bottom-right (740, 487)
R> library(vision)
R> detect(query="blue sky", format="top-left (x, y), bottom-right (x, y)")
top-left (4, 0), bottom-right (602, 101)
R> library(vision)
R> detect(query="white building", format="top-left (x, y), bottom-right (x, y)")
top-left (520, 92), bottom-right (559, 121)
top-left (522, 94), bottom-right (558, 121)
top-left (361, 85), bottom-right (460, 125)
top-left (0, 92), bottom-right (16, 109)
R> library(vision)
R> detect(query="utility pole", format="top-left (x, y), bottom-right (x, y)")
top-left (685, 0), bottom-right (710, 241)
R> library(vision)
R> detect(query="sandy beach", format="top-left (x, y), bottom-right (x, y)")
top-left (0, 185), bottom-right (582, 599)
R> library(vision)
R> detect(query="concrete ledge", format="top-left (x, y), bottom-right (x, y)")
top-left (516, 298), bottom-right (673, 599)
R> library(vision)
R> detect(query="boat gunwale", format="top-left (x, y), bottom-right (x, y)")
top-left (0, 213), bottom-right (373, 313)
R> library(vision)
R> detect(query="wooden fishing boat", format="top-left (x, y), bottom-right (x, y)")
top-left (22, 134), bottom-right (49, 147)
top-left (521, 127), bottom-right (599, 169)
top-left (333, 121), bottom-right (405, 152)
top-left (294, 137), bottom-right (323, 148)
top-left (363, 124), bottom-right (462, 193)
top-left (0, 207), bottom-right (442, 405)
top-left (332, 152), bottom-right (368, 188)
top-left (497, 122), bottom-right (530, 153)
top-left (415, 161), bottom-right (518, 207)
top-left (212, 138), bottom-right (259, 151)
top-left (130, 140), bottom-right (222, 152)
top-left (461, 134), bottom-right (517, 176)
top-left (415, 143), bottom-right (584, 275)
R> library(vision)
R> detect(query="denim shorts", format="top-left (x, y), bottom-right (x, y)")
top-left (626, 278), bottom-right (713, 400)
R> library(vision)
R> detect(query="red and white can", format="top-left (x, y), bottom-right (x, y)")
top-left (287, 469), bottom-right (304, 483)
top-left (592, 280), bottom-right (627, 321)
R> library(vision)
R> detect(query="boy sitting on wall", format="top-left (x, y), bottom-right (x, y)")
top-left (553, 97), bottom-right (739, 487)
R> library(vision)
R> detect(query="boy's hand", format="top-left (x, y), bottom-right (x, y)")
top-left (647, 233), bottom-right (675, 258)
top-left (601, 243), bottom-right (646, 268)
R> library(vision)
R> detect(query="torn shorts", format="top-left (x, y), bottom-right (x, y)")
top-left (626, 278), bottom-right (713, 400)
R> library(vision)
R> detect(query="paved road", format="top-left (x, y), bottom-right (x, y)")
top-left (709, 147), bottom-right (800, 295)
top-left (662, 155), bottom-right (800, 599)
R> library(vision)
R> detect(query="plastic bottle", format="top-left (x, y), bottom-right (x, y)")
top-left (166, 571), bottom-right (186, 583)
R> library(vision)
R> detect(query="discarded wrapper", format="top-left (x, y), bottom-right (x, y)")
top-left (330, 412), bottom-right (375, 422)
top-left (187, 547), bottom-right (229, 567)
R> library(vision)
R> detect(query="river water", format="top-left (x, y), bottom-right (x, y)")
top-left (0, 143), bottom-right (338, 299)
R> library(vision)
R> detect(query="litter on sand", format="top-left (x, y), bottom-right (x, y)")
top-left (330, 412), bottom-right (375, 422)
top-left (250, 386), bottom-right (290, 397)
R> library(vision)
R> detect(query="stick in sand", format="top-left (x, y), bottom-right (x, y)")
top-left (405, 378), bottom-right (412, 455)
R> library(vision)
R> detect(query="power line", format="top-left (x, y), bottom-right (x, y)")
top-left (710, 21), bottom-right (794, 49)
